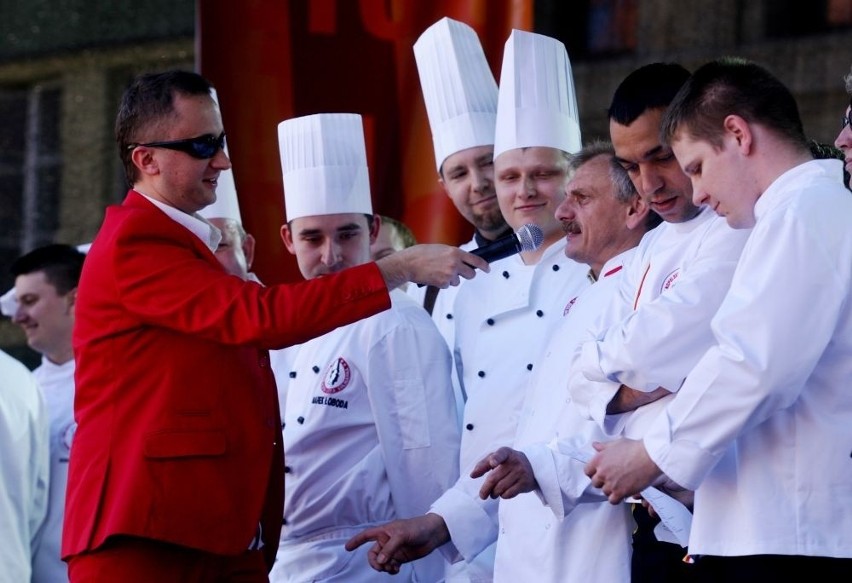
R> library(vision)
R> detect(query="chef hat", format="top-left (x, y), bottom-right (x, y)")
top-left (277, 113), bottom-right (373, 221)
top-left (493, 29), bottom-right (582, 160)
top-left (1, 243), bottom-right (90, 317)
top-left (0, 287), bottom-right (16, 318)
top-left (198, 89), bottom-right (242, 223)
top-left (414, 17), bottom-right (498, 172)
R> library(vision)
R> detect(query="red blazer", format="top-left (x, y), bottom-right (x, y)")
top-left (63, 191), bottom-right (390, 568)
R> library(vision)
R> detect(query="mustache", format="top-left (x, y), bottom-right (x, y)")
top-left (562, 221), bottom-right (581, 235)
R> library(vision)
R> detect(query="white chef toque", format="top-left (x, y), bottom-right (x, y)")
top-left (493, 29), bottom-right (581, 160)
top-left (199, 89), bottom-right (242, 223)
top-left (277, 113), bottom-right (373, 221)
top-left (414, 17), bottom-right (498, 172)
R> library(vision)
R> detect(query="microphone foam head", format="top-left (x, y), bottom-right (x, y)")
top-left (517, 224), bottom-right (544, 252)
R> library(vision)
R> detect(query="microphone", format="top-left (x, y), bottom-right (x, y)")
top-left (471, 223), bottom-right (544, 264)
top-left (417, 224), bottom-right (544, 288)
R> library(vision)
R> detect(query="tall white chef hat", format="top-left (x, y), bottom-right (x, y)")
top-left (493, 29), bottom-right (581, 160)
top-left (277, 113), bottom-right (373, 221)
top-left (198, 89), bottom-right (242, 223)
top-left (414, 17), bottom-right (498, 172)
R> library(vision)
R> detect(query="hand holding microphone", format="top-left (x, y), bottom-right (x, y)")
top-left (411, 224), bottom-right (543, 289)
top-left (470, 223), bottom-right (544, 264)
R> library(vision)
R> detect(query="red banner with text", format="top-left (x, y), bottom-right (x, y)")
top-left (198, 0), bottom-right (531, 283)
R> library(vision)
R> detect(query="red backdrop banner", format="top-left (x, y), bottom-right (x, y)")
top-left (197, 0), bottom-right (531, 284)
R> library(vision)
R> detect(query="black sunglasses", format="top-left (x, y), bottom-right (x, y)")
top-left (127, 132), bottom-right (226, 159)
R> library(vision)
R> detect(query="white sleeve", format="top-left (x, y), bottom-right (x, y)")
top-left (580, 222), bottom-right (749, 393)
top-left (645, 208), bottom-right (844, 489)
top-left (521, 440), bottom-right (608, 519)
top-left (429, 474), bottom-right (499, 563)
top-left (0, 361), bottom-right (48, 582)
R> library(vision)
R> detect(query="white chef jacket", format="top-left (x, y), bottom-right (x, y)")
top-left (31, 357), bottom-right (75, 583)
top-left (643, 159), bottom-right (852, 559)
top-left (408, 235), bottom-right (479, 428)
top-left (270, 344), bottom-right (299, 422)
top-left (0, 350), bottom-right (49, 583)
top-left (430, 242), bottom-right (589, 582)
top-left (269, 290), bottom-right (460, 582)
top-left (494, 251), bottom-right (636, 583)
top-left (569, 205), bottom-right (751, 434)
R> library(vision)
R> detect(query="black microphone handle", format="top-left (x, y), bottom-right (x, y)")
top-left (417, 231), bottom-right (523, 287)
top-left (470, 233), bottom-right (522, 263)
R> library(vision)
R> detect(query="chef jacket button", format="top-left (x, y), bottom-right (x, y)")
top-left (486, 318), bottom-right (495, 326)
top-left (466, 423), bottom-right (474, 431)
top-left (477, 370), bottom-right (485, 378)
top-left (281, 422), bottom-right (286, 428)
top-left (282, 518), bottom-right (288, 525)
top-left (297, 416), bottom-right (305, 424)
top-left (284, 466), bottom-right (292, 473)
top-left (552, 264), bottom-right (560, 271)
top-left (312, 365), bottom-right (320, 373)
top-left (536, 309), bottom-right (544, 317)
top-left (502, 271), bottom-right (510, 279)
top-left (446, 313), bottom-right (453, 320)
top-left (289, 371), bottom-right (297, 378)
top-left (526, 363), bottom-right (533, 371)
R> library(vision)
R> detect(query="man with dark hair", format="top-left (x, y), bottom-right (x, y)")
top-left (11, 243), bottom-right (85, 582)
top-left (269, 112), bottom-right (459, 583)
top-left (587, 57), bottom-right (852, 581)
top-left (563, 62), bottom-right (750, 582)
top-left (411, 17), bottom-right (512, 436)
top-left (63, 69), bottom-right (486, 581)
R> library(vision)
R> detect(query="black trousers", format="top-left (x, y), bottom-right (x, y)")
top-left (631, 504), bottom-right (696, 582)
top-left (693, 554), bottom-right (852, 582)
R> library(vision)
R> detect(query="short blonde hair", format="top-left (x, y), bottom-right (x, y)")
top-left (379, 215), bottom-right (417, 250)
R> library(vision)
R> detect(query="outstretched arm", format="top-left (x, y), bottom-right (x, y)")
top-left (345, 513), bottom-right (450, 574)
top-left (376, 244), bottom-right (489, 290)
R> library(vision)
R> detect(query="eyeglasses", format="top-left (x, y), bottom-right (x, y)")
top-left (842, 111), bottom-right (852, 131)
top-left (127, 132), bottom-right (226, 159)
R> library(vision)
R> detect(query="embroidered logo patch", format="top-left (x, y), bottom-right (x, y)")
top-left (563, 296), bottom-right (578, 316)
top-left (321, 358), bottom-right (351, 394)
top-left (661, 268), bottom-right (680, 292)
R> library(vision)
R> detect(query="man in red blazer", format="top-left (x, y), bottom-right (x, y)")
top-left (62, 70), bottom-right (486, 582)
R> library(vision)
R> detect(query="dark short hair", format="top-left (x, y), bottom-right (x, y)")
top-left (116, 70), bottom-right (213, 185)
top-left (608, 63), bottom-right (691, 126)
top-left (661, 57), bottom-right (807, 151)
top-left (11, 244), bottom-right (85, 295)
